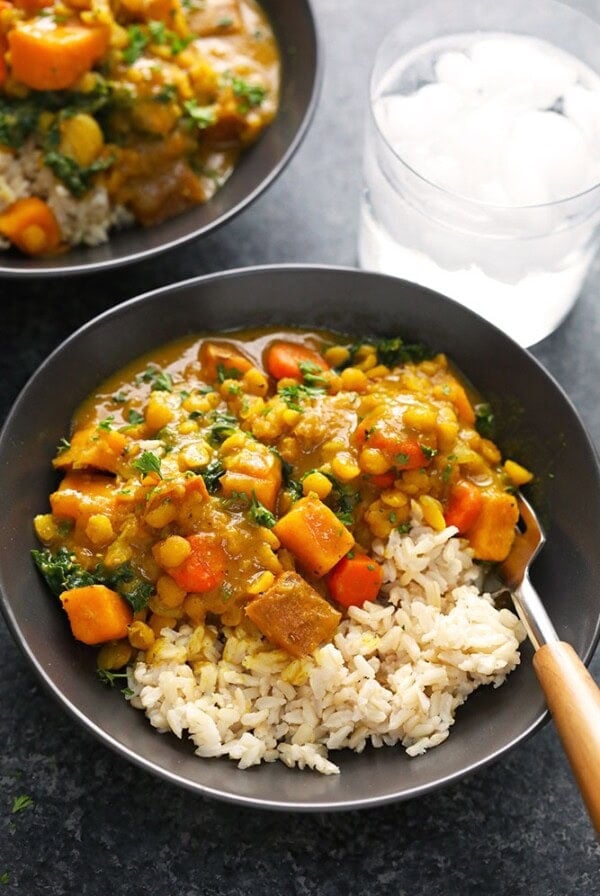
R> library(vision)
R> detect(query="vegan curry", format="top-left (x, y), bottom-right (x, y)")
top-left (0, 0), bottom-right (279, 254)
top-left (33, 329), bottom-right (533, 676)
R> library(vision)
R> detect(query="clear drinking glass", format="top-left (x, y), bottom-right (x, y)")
top-left (357, 0), bottom-right (600, 346)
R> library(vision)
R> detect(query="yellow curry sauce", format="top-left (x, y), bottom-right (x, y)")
top-left (32, 329), bottom-right (533, 674)
top-left (0, 0), bottom-right (279, 253)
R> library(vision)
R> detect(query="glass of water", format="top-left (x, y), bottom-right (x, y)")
top-left (357, 0), bottom-right (600, 347)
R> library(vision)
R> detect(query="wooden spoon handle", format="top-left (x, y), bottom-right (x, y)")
top-left (533, 641), bottom-right (600, 835)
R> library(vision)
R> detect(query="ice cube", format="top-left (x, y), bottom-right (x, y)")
top-left (505, 110), bottom-right (595, 201)
top-left (434, 51), bottom-right (480, 93)
top-left (563, 84), bottom-right (600, 149)
top-left (469, 35), bottom-right (578, 109)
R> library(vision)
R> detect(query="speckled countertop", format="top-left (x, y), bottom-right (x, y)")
top-left (1, 0), bottom-right (600, 892)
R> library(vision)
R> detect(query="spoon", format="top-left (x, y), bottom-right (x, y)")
top-left (497, 493), bottom-right (600, 835)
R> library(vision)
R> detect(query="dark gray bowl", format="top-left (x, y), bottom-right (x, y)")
top-left (1, 265), bottom-right (600, 810)
top-left (0, 1), bottom-right (320, 277)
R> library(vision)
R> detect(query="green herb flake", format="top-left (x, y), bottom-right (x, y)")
top-left (132, 450), bottom-right (163, 479)
top-left (474, 402), bottom-right (496, 439)
top-left (183, 99), bottom-right (217, 129)
top-left (201, 459), bottom-right (225, 494)
top-left (140, 366), bottom-right (173, 392)
top-left (217, 363), bottom-right (242, 383)
top-left (97, 415), bottom-right (115, 431)
top-left (227, 74), bottom-right (266, 112)
top-left (247, 493), bottom-right (276, 529)
top-left (11, 795), bottom-right (34, 814)
top-left (123, 25), bottom-right (149, 64)
top-left (127, 409), bottom-right (145, 426)
top-left (56, 437), bottom-right (71, 455)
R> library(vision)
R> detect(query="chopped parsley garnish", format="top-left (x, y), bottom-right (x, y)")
top-left (420, 444), bottom-right (438, 459)
top-left (44, 151), bottom-right (114, 198)
top-left (217, 363), bottom-right (242, 383)
top-left (278, 381), bottom-right (326, 412)
top-left (123, 25), bottom-right (149, 64)
top-left (139, 366), bottom-right (173, 392)
top-left (126, 409), bottom-right (145, 426)
top-left (183, 99), bottom-right (217, 130)
top-left (226, 74), bottom-right (266, 112)
top-left (97, 669), bottom-right (133, 696)
top-left (132, 450), bottom-right (162, 478)
top-left (247, 493), bottom-right (276, 528)
top-left (395, 452), bottom-right (410, 466)
top-left (155, 83), bottom-right (177, 104)
top-left (97, 416), bottom-right (115, 431)
top-left (336, 335), bottom-right (434, 371)
top-left (56, 437), bottom-right (71, 455)
top-left (207, 412), bottom-right (238, 444)
top-left (323, 473), bottom-right (360, 526)
top-left (298, 361), bottom-right (328, 388)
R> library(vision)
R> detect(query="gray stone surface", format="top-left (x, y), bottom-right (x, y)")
top-left (1, 0), bottom-right (600, 891)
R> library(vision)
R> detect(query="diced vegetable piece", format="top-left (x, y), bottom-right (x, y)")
top-left (467, 490), bottom-right (519, 561)
top-left (368, 471), bottom-right (396, 489)
top-left (355, 408), bottom-right (431, 470)
top-left (199, 341), bottom-right (254, 383)
top-left (50, 472), bottom-right (117, 519)
top-left (503, 459), bottom-right (534, 487)
top-left (221, 444), bottom-right (281, 510)
top-left (0, 197), bottom-right (61, 256)
top-left (265, 341), bottom-right (329, 381)
top-left (168, 533), bottom-right (226, 592)
top-left (60, 584), bottom-right (133, 645)
top-left (53, 425), bottom-right (127, 474)
top-left (273, 494), bottom-right (355, 577)
top-left (326, 554), bottom-right (383, 608)
top-left (8, 20), bottom-right (110, 91)
top-left (434, 378), bottom-right (476, 425)
top-left (444, 479), bottom-right (484, 534)
top-left (245, 571), bottom-right (341, 657)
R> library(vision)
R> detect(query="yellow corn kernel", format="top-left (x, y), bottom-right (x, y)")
top-left (357, 352), bottom-right (377, 372)
top-left (148, 594), bottom-right (184, 618)
top-left (183, 594), bottom-right (207, 623)
top-left (281, 658), bottom-right (311, 686)
top-left (401, 469), bottom-right (431, 495)
top-left (504, 459), bottom-right (533, 486)
top-left (277, 436), bottom-right (299, 463)
top-left (155, 535), bottom-right (191, 568)
top-left (104, 540), bottom-right (132, 567)
top-left (60, 113), bottom-right (104, 167)
top-left (127, 620), bottom-right (155, 651)
top-left (247, 570), bottom-right (275, 595)
top-left (302, 471), bottom-right (333, 500)
top-left (97, 640), bottom-right (134, 671)
top-left (242, 367), bottom-right (269, 396)
top-left (367, 364), bottom-right (390, 379)
top-left (85, 513), bottom-right (114, 546)
top-left (403, 405), bottom-right (438, 432)
top-left (178, 420), bottom-right (198, 435)
top-left (145, 501), bottom-right (177, 529)
top-left (359, 447), bottom-right (391, 475)
top-left (364, 501), bottom-right (395, 539)
top-left (437, 420), bottom-right (459, 452)
top-left (380, 489), bottom-right (408, 509)
top-left (480, 438), bottom-right (502, 465)
top-left (148, 612), bottom-right (178, 637)
top-left (220, 432), bottom-right (246, 454)
top-left (259, 527), bottom-right (281, 549)
top-left (419, 495), bottom-right (446, 531)
top-left (323, 345), bottom-right (350, 368)
top-left (282, 408), bottom-right (301, 427)
top-left (145, 393), bottom-right (174, 433)
top-left (156, 574), bottom-right (187, 607)
top-left (340, 367), bottom-right (369, 393)
top-left (321, 438), bottom-right (346, 459)
top-left (34, 513), bottom-right (59, 543)
top-left (183, 394), bottom-right (211, 414)
top-left (178, 441), bottom-right (211, 471)
top-left (256, 543), bottom-right (283, 574)
top-left (331, 452), bottom-right (361, 482)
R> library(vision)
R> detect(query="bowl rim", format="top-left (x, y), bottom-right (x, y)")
top-left (2, 262), bottom-right (600, 811)
top-left (0, 0), bottom-right (323, 279)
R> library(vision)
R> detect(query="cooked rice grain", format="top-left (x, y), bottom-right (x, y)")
top-left (129, 508), bottom-right (526, 774)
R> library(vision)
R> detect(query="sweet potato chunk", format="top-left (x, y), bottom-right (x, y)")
top-left (50, 472), bottom-right (117, 519)
top-left (53, 425), bottom-right (126, 474)
top-left (273, 495), bottom-right (355, 577)
top-left (467, 490), bottom-right (519, 561)
top-left (245, 571), bottom-right (341, 657)
top-left (60, 584), bottom-right (133, 645)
